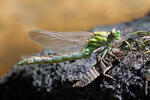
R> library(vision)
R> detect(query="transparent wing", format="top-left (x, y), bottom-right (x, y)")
top-left (28, 30), bottom-right (93, 53)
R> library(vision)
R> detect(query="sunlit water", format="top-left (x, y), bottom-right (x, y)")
top-left (0, 0), bottom-right (150, 76)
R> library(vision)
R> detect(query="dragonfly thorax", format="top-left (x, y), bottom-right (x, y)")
top-left (87, 28), bottom-right (120, 51)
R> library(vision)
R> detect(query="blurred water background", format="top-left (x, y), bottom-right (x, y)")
top-left (0, 0), bottom-right (150, 77)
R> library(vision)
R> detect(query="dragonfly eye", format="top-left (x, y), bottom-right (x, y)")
top-left (116, 30), bottom-right (120, 40)
top-left (109, 28), bottom-right (116, 37)
top-left (110, 28), bottom-right (120, 40)
top-left (112, 28), bottom-right (116, 33)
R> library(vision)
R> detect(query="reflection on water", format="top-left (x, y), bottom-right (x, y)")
top-left (0, 0), bottom-right (150, 76)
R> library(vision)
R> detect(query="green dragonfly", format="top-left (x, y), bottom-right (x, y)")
top-left (17, 28), bottom-right (120, 65)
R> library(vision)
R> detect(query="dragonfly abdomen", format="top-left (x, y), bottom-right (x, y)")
top-left (18, 51), bottom-right (91, 65)
top-left (73, 66), bottom-right (100, 87)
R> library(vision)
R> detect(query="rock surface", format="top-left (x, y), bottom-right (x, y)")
top-left (1, 13), bottom-right (150, 100)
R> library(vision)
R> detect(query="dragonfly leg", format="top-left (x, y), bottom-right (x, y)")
top-left (100, 48), bottom-right (108, 62)
top-left (101, 57), bottom-right (110, 67)
top-left (93, 47), bottom-right (104, 54)
top-left (108, 51), bottom-right (119, 61)
top-left (102, 59), bottom-right (116, 81)
top-left (97, 57), bottom-right (116, 81)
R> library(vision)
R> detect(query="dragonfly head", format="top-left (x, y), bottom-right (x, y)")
top-left (110, 28), bottom-right (120, 40)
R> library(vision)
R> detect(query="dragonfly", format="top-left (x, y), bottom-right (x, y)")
top-left (17, 28), bottom-right (120, 66)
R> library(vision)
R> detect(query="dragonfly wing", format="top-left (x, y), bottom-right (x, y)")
top-left (28, 30), bottom-right (93, 53)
